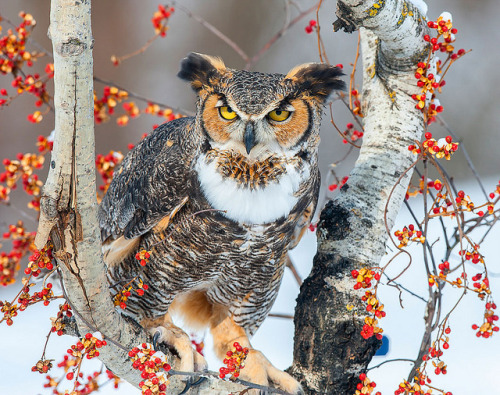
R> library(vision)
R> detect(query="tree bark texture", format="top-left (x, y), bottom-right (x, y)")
top-left (291, 1), bottom-right (430, 393)
top-left (36, 0), bottom-right (151, 388)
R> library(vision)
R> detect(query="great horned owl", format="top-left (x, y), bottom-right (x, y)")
top-left (98, 53), bottom-right (344, 393)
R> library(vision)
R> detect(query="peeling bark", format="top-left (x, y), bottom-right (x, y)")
top-left (292, 1), bottom-right (430, 393)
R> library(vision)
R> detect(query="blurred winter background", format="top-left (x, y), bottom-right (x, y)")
top-left (0, 0), bottom-right (499, 394)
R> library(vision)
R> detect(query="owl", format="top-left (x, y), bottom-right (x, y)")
top-left (98, 53), bottom-right (344, 394)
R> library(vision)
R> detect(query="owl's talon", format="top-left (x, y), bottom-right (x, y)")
top-left (152, 330), bottom-right (161, 351)
top-left (148, 325), bottom-right (207, 377)
top-left (178, 376), bottom-right (207, 395)
top-left (240, 349), bottom-right (303, 395)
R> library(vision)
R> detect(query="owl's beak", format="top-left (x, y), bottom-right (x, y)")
top-left (244, 122), bottom-right (256, 154)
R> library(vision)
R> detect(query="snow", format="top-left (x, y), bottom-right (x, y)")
top-left (439, 11), bottom-right (453, 22)
top-left (0, 179), bottom-right (499, 394)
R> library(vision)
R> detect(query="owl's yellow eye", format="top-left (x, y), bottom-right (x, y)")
top-left (219, 106), bottom-right (237, 120)
top-left (268, 109), bottom-right (291, 122)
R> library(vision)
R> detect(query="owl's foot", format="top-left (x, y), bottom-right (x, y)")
top-left (241, 349), bottom-right (303, 395)
top-left (210, 315), bottom-right (303, 394)
top-left (150, 324), bottom-right (207, 375)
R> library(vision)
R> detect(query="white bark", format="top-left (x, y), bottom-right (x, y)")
top-left (323, 0), bottom-right (428, 265)
top-left (37, 0), bottom-right (147, 387)
top-left (292, 1), bottom-right (431, 392)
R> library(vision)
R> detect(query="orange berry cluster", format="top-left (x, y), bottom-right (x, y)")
top-left (219, 341), bottom-right (249, 379)
top-left (95, 150), bottom-right (124, 196)
top-left (144, 102), bottom-right (181, 123)
top-left (408, 133), bottom-right (458, 160)
top-left (472, 302), bottom-right (499, 338)
top-left (360, 315), bottom-right (383, 340)
top-left (94, 86), bottom-right (184, 127)
top-left (413, 13), bottom-right (466, 125)
top-left (361, 290), bottom-right (386, 320)
top-left (36, 134), bottom-right (54, 153)
top-left (459, 244), bottom-right (484, 265)
top-left (151, 5), bottom-right (175, 37)
top-left (395, 374), bottom-right (452, 395)
top-left (94, 86), bottom-right (129, 124)
top-left (341, 122), bottom-right (364, 144)
top-left (32, 358), bottom-right (53, 374)
top-left (18, 282), bottom-right (54, 309)
top-left (50, 303), bottom-right (73, 336)
top-left (394, 224), bottom-right (425, 248)
top-left (24, 242), bottom-right (55, 277)
top-left (351, 89), bottom-right (363, 117)
top-left (0, 221), bottom-right (37, 286)
top-left (471, 273), bottom-right (490, 300)
top-left (44, 360), bottom-right (120, 394)
top-left (328, 175), bottom-right (349, 192)
top-left (117, 102), bottom-right (140, 126)
top-left (68, 333), bottom-right (107, 360)
top-left (354, 373), bottom-right (380, 395)
top-left (129, 343), bottom-right (171, 395)
top-left (406, 176), bottom-right (443, 199)
top-left (0, 300), bottom-right (17, 326)
top-left (351, 268), bottom-right (380, 290)
top-left (350, 268), bottom-right (385, 340)
top-left (0, 12), bottom-right (37, 74)
top-left (136, 250), bottom-right (152, 267)
top-left (10, 73), bottom-right (52, 116)
top-left (113, 278), bottom-right (149, 309)
top-left (1, 152), bottom-right (46, 210)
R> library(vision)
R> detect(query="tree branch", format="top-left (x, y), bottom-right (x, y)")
top-left (292, 1), bottom-right (430, 393)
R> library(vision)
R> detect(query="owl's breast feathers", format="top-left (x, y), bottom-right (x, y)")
top-left (204, 149), bottom-right (302, 189)
top-left (195, 148), bottom-right (316, 226)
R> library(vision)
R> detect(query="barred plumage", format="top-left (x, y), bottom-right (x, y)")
top-left (98, 52), bottom-right (344, 393)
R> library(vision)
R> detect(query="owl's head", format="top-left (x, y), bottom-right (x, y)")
top-left (178, 53), bottom-right (345, 159)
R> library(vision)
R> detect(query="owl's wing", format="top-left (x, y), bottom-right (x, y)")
top-left (288, 167), bottom-right (320, 250)
top-left (98, 118), bottom-right (194, 241)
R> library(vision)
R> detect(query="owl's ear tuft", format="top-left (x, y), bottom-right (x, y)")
top-left (178, 53), bottom-right (226, 92)
top-left (285, 63), bottom-right (345, 103)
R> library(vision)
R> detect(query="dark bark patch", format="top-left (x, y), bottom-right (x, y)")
top-left (317, 202), bottom-right (350, 242)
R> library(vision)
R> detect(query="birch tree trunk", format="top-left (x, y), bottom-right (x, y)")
top-left (36, 0), bottom-right (148, 386)
top-left (291, 1), bottom-right (430, 393)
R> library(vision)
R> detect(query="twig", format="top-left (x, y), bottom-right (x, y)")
top-left (173, 1), bottom-right (249, 63)
top-left (329, 103), bottom-right (361, 148)
top-left (286, 254), bottom-right (303, 286)
top-left (93, 76), bottom-right (194, 117)
top-left (268, 313), bottom-right (294, 320)
top-left (368, 358), bottom-right (415, 371)
top-left (245, 1), bottom-right (321, 69)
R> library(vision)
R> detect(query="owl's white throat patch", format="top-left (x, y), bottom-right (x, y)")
top-left (195, 153), bottom-right (308, 225)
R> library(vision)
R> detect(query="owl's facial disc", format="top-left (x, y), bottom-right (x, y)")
top-left (202, 93), bottom-right (310, 160)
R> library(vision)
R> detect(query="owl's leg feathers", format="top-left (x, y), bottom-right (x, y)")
top-left (210, 316), bottom-right (303, 395)
top-left (144, 314), bottom-right (207, 375)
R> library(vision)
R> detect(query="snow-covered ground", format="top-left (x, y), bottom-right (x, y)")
top-left (1, 179), bottom-right (499, 394)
